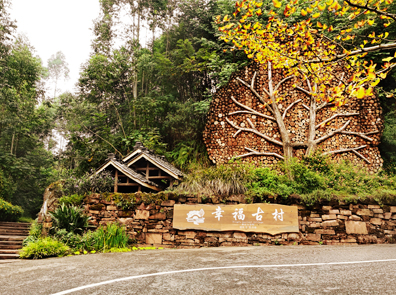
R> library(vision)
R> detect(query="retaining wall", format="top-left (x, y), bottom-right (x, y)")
top-left (83, 194), bottom-right (396, 247)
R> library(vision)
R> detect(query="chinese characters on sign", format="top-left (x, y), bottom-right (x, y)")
top-left (174, 204), bottom-right (299, 235)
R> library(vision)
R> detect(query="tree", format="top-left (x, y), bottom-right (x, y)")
top-left (204, 60), bottom-right (383, 172)
top-left (47, 51), bottom-right (70, 99)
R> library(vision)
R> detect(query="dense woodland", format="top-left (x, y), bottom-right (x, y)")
top-left (1, 0), bottom-right (396, 217)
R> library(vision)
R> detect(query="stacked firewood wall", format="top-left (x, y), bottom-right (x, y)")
top-left (203, 63), bottom-right (384, 172)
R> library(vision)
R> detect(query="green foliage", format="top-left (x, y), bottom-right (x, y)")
top-left (90, 223), bottom-right (129, 252)
top-left (0, 198), bottom-right (23, 221)
top-left (49, 204), bottom-right (91, 234)
top-left (19, 237), bottom-right (70, 259)
top-left (248, 156), bottom-right (396, 204)
top-left (173, 163), bottom-right (257, 196)
top-left (59, 194), bottom-right (85, 206)
top-left (23, 219), bottom-right (42, 246)
top-left (61, 170), bottom-right (113, 196)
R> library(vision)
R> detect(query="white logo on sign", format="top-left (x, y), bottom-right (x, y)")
top-left (252, 207), bottom-right (264, 221)
top-left (212, 206), bottom-right (224, 221)
top-left (186, 209), bottom-right (205, 225)
top-left (272, 209), bottom-right (284, 221)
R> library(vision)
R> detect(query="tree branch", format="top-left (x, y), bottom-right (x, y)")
top-left (340, 130), bottom-right (378, 141)
top-left (225, 117), bottom-right (283, 146)
top-left (228, 95), bottom-right (276, 121)
top-left (344, 0), bottom-right (396, 21)
top-left (274, 75), bottom-right (294, 92)
top-left (235, 147), bottom-right (284, 160)
top-left (315, 120), bottom-right (351, 144)
top-left (282, 99), bottom-right (302, 120)
top-left (237, 75), bottom-right (268, 103)
top-left (316, 113), bottom-right (359, 129)
top-left (322, 145), bottom-right (370, 164)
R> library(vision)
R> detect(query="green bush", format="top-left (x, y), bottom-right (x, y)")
top-left (19, 237), bottom-right (70, 259)
top-left (50, 204), bottom-right (91, 234)
top-left (90, 223), bottom-right (129, 252)
top-left (62, 170), bottom-right (113, 196)
top-left (0, 198), bottom-right (24, 221)
top-left (59, 194), bottom-right (85, 206)
top-left (248, 155), bottom-right (396, 203)
top-left (23, 219), bottom-right (42, 246)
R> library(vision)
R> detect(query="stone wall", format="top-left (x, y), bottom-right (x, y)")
top-left (84, 194), bottom-right (396, 247)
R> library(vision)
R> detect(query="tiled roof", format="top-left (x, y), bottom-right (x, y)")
top-left (95, 158), bottom-right (161, 190)
top-left (123, 142), bottom-right (183, 179)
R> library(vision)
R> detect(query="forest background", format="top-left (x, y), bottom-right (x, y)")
top-left (1, 0), bottom-right (396, 218)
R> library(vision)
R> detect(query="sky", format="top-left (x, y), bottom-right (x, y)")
top-left (10, 0), bottom-right (101, 94)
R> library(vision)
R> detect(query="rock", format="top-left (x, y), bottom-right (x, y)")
top-left (356, 209), bottom-right (374, 216)
top-left (322, 206), bottom-right (332, 211)
top-left (146, 233), bottom-right (162, 244)
top-left (314, 229), bottom-right (335, 235)
top-left (233, 232), bottom-right (247, 239)
top-left (340, 210), bottom-right (352, 216)
top-left (306, 234), bottom-right (321, 241)
top-left (349, 215), bottom-right (362, 221)
top-left (135, 210), bottom-right (150, 220)
top-left (345, 221), bottom-right (368, 235)
top-left (161, 200), bottom-right (175, 207)
top-left (149, 212), bottom-right (166, 220)
top-left (322, 215), bottom-right (337, 220)
top-left (322, 220), bottom-right (339, 227)
top-left (368, 205), bottom-right (380, 209)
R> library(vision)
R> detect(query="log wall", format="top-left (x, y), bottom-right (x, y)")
top-left (203, 63), bottom-right (384, 172)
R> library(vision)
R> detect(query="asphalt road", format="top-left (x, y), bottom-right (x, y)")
top-left (1, 245), bottom-right (396, 295)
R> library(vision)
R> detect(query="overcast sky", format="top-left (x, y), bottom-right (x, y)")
top-left (10, 0), bottom-right (101, 95)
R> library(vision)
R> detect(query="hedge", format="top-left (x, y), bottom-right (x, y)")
top-left (0, 198), bottom-right (24, 221)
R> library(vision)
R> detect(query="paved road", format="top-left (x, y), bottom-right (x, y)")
top-left (1, 245), bottom-right (396, 294)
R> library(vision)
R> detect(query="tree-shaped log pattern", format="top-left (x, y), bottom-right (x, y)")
top-left (203, 63), bottom-right (383, 172)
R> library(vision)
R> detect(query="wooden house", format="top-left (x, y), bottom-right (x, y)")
top-left (95, 142), bottom-right (183, 193)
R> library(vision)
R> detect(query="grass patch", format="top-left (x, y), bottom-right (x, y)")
top-left (172, 155), bottom-right (396, 205)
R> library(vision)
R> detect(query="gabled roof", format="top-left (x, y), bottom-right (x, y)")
top-left (95, 158), bottom-right (162, 191)
top-left (123, 142), bottom-right (183, 180)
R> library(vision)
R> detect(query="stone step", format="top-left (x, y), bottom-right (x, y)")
top-left (0, 235), bottom-right (27, 241)
top-left (0, 249), bottom-right (19, 254)
top-left (0, 253), bottom-right (19, 259)
top-left (0, 240), bottom-right (23, 245)
top-left (0, 225), bottom-right (30, 231)
top-left (0, 243), bottom-right (23, 248)
top-left (0, 222), bottom-right (30, 228)
top-left (0, 229), bottom-right (29, 235)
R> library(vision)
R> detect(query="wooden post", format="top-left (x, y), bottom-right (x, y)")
top-left (146, 162), bottom-right (149, 180)
top-left (114, 170), bottom-right (118, 193)
top-left (138, 185), bottom-right (141, 192)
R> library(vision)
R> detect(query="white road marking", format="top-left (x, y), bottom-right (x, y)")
top-left (52, 258), bottom-right (396, 295)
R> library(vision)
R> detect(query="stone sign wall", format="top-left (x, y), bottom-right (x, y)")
top-left (82, 193), bottom-right (396, 247)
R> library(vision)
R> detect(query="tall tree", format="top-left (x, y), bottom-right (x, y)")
top-left (47, 51), bottom-right (70, 99)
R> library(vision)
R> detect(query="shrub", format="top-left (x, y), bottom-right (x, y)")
top-left (90, 223), bottom-right (129, 252)
top-left (19, 237), bottom-right (70, 259)
top-left (0, 198), bottom-right (24, 221)
top-left (53, 229), bottom-right (87, 251)
top-left (23, 219), bottom-right (43, 246)
top-left (59, 194), bottom-right (85, 206)
top-left (50, 204), bottom-right (91, 234)
top-left (62, 170), bottom-right (113, 196)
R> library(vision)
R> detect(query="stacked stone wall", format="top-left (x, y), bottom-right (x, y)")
top-left (83, 194), bottom-right (396, 247)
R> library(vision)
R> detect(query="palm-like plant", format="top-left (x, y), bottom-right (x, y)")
top-left (50, 204), bottom-right (91, 234)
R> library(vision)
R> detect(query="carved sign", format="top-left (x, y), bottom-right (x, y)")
top-left (173, 204), bottom-right (299, 235)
